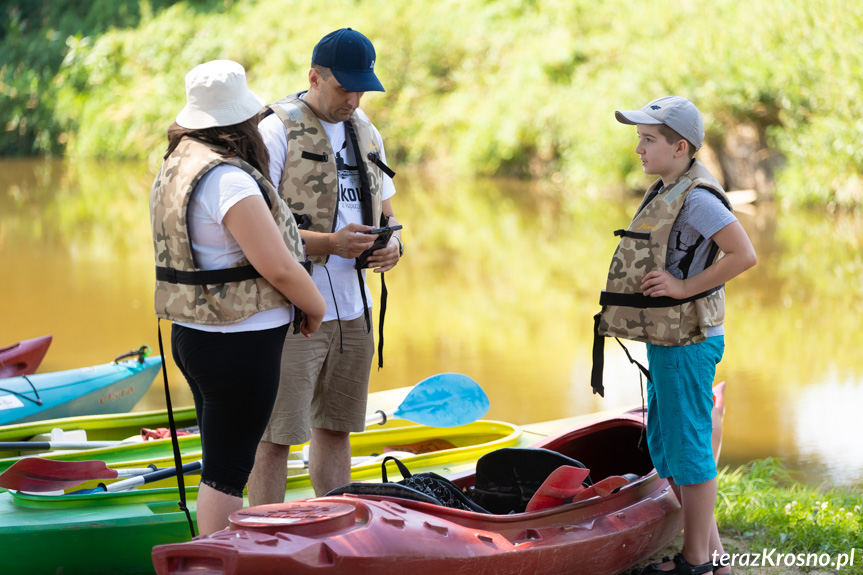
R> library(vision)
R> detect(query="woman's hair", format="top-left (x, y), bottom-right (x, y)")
top-left (164, 115), bottom-right (271, 182)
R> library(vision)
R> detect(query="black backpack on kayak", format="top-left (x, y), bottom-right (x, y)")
top-left (327, 456), bottom-right (488, 513)
top-left (326, 448), bottom-right (591, 515)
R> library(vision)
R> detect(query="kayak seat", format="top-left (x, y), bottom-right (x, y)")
top-left (525, 470), bottom-right (641, 512)
top-left (466, 447), bottom-right (593, 515)
top-left (327, 456), bottom-right (491, 513)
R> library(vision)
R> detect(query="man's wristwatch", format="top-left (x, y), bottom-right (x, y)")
top-left (396, 237), bottom-right (404, 257)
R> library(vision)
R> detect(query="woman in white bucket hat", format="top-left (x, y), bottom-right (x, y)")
top-left (150, 60), bottom-right (325, 534)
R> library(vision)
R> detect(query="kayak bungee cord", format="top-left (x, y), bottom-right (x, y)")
top-left (112, 345), bottom-right (151, 365)
top-left (0, 375), bottom-right (43, 406)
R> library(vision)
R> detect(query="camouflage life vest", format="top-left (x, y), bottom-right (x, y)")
top-left (590, 159), bottom-right (732, 395)
top-left (267, 93), bottom-right (388, 265)
top-left (150, 137), bottom-right (304, 325)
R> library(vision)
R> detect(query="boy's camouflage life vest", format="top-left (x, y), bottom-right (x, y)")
top-left (590, 159), bottom-right (732, 395)
top-left (150, 137), bottom-right (304, 325)
top-left (267, 93), bottom-right (386, 265)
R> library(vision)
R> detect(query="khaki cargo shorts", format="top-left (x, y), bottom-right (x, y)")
top-left (260, 315), bottom-right (374, 446)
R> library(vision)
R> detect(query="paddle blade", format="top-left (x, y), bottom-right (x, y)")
top-left (393, 373), bottom-right (489, 427)
top-left (0, 458), bottom-right (119, 492)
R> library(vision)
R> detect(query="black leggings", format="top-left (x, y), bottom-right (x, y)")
top-left (171, 323), bottom-right (289, 497)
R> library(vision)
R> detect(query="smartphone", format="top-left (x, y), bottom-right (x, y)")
top-left (365, 225), bottom-right (403, 235)
top-left (356, 225), bottom-right (403, 269)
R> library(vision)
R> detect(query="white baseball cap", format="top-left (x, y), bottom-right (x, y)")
top-left (615, 95), bottom-right (705, 150)
top-left (176, 60), bottom-right (264, 130)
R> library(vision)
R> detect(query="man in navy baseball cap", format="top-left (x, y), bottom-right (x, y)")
top-left (312, 28), bottom-right (384, 93)
top-left (251, 26), bottom-right (403, 506)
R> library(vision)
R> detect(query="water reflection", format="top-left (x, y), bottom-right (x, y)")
top-left (1, 158), bottom-right (861, 488)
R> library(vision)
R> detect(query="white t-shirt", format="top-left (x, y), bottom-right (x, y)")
top-left (174, 164), bottom-right (294, 333)
top-left (259, 106), bottom-right (396, 322)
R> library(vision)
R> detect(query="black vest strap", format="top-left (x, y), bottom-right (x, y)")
top-left (367, 152), bottom-right (396, 179)
top-left (677, 234), bottom-right (705, 279)
top-left (156, 319), bottom-right (196, 538)
top-left (301, 150), bottom-right (328, 162)
top-left (155, 265), bottom-right (261, 285)
top-left (614, 229), bottom-right (651, 240)
top-left (344, 121), bottom-right (375, 228)
top-left (590, 313), bottom-right (606, 396)
top-left (598, 284), bottom-right (722, 309)
top-left (591, 313), bottom-right (654, 397)
top-left (377, 252), bottom-right (388, 370)
top-left (345, 120), bottom-right (390, 367)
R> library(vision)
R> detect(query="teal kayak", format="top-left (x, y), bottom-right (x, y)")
top-left (0, 352), bottom-right (161, 426)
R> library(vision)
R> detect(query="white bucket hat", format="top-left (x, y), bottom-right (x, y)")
top-left (176, 60), bottom-right (264, 130)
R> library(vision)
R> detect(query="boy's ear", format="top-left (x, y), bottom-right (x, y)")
top-left (675, 139), bottom-right (689, 158)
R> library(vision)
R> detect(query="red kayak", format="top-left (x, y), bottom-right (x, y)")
top-left (153, 409), bottom-right (682, 575)
top-left (0, 335), bottom-right (52, 378)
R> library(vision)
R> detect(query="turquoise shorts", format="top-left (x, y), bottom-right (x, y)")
top-left (645, 336), bottom-right (724, 486)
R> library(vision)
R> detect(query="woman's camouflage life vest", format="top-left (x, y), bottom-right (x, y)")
top-left (590, 160), bottom-right (733, 395)
top-left (150, 137), bottom-right (304, 325)
top-left (267, 93), bottom-right (384, 265)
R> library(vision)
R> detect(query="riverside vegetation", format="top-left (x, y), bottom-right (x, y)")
top-left (2, 0), bottom-right (862, 210)
top-left (2, 2), bottom-right (862, 569)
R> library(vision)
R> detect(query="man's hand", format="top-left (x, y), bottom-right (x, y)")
top-left (329, 223), bottom-right (376, 259)
top-left (641, 270), bottom-right (687, 299)
top-left (366, 236), bottom-right (401, 273)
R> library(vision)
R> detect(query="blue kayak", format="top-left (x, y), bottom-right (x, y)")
top-left (0, 351), bottom-right (161, 426)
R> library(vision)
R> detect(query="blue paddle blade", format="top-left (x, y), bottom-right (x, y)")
top-left (393, 373), bottom-right (489, 427)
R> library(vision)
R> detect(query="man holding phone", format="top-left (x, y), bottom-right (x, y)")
top-left (249, 28), bottom-right (402, 502)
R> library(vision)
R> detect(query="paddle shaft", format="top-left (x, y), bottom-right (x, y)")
top-left (365, 409), bottom-right (394, 427)
top-left (0, 441), bottom-right (119, 451)
top-left (287, 456), bottom-right (380, 469)
top-left (102, 460), bottom-right (203, 493)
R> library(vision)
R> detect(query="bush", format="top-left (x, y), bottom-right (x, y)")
top-left (3, 0), bottom-right (862, 209)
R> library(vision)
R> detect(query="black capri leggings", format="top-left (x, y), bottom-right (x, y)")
top-left (171, 322), bottom-right (290, 498)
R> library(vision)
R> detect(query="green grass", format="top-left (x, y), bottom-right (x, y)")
top-left (716, 459), bottom-right (863, 573)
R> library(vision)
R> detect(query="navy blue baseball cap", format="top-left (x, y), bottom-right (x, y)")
top-left (312, 28), bottom-right (385, 93)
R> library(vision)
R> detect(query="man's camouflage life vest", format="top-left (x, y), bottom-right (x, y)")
top-left (150, 137), bottom-right (304, 325)
top-left (590, 159), bottom-right (732, 395)
top-left (267, 93), bottom-right (389, 265)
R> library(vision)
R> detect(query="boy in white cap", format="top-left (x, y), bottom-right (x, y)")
top-left (597, 96), bottom-right (756, 575)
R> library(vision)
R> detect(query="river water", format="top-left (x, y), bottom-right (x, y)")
top-left (2, 158), bottom-right (861, 489)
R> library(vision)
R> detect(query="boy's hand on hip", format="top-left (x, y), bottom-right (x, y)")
top-left (641, 270), bottom-right (686, 299)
